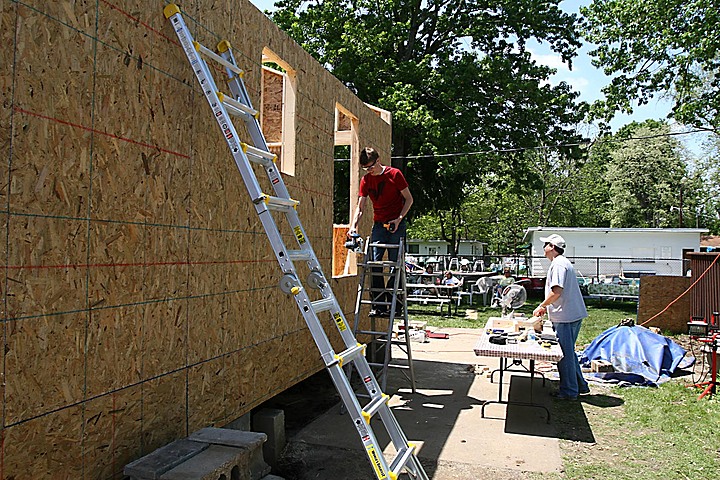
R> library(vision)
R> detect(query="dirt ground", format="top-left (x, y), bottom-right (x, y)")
top-left (262, 368), bottom-right (552, 480)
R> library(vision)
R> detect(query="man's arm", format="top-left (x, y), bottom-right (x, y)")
top-left (348, 196), bottom-right (368, 236)
top-left (389, 187), bottom-right (413, 232)
top-left (533, 285), bottom-right (562, 317)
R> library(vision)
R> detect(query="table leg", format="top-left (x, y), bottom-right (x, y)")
top-left (481, 357), bottom-right (551, 423)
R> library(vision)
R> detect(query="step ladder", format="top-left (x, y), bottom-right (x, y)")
top-left (352, 238), bottom-right (418, 394)
top-left (163, 5), bottom-right (428, 480)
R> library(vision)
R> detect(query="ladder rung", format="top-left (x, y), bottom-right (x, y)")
top-left (334, 343), bottom-right (366, 368)
top-left (359, 300), bottom-right (393, 306)
top-left (255, 194), bottom-right (299, 211)
top-left (389, 445), bottom-right (416, 477)
top-left (361, 261), bottom-right (397, 267)
top-left (367, 362), bottom-right (386, 368)
top-left (372, 338), bottom-right (411, 348)
top-left (386, 363), bottom-right (411, 370)
top-left (241, 142), bottom-right (276, 165)
top-left (356, 330), bottom-right (391, 337)
top-left (361, 393), bottom-right (389, 424)
top-left (193, 41), bottom-right (243, 75)
top-left (368, 242), bottom-right (401, 249)
top-left (218, 92), bottom-right (258, 118)
top-left (287, 249), bottom-right (313, 262)
top-left (311, 298), bottom-right (335, 314)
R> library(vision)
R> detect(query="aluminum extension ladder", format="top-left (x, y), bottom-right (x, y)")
top-left (351, 237), bottom-right (418, 394)
top-left (163, 5), bottom-right (428, 480)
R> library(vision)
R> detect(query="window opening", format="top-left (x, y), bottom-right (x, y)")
top-left (261, 50), bottom-right (296, 175)
top-left (332, 105), bottom-right (359, 277)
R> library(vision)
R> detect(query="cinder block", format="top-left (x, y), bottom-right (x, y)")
top-left (252, 409), bottom-right (286, 469)
top-left (260, 475), bottom-right (286, 480)
top-left (124, 439), bottom-right (208, 480)
top-left (159, 445), bottom-right (248, 480)
top-left (224, 412), bottom-right (252, 431)
top-left (591, 359), bottom-right (614, 372)
top-left (189, 428), bottom-right (270, 480)
top-left (189, 427), bottom-right (266, 449)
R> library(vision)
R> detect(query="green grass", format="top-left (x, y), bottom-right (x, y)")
top-left (549, 381), bottom-right (720, 480)
top-left (408, 298), bottom-right (720, 479)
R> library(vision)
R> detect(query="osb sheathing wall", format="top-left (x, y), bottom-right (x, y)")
top-left (638, 276), bottom-right (692, 333)
top-left (0, 0), bottom-right (391, 478)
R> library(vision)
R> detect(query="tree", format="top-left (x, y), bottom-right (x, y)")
top-left (581, 0), bottom-right (720, 132)
top-left (271, 0), bottom-right (588, 222)
top-left (598, 121), bottom-right (689, 227)
top-left (408, 143), bottom-right (591, 255)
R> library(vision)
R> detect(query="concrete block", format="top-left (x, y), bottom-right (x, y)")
top-left (189, 428), bottom-right (270, 480)
top-left (591, 359), bottom-right (614, 372)
top-left (160, 445), bottom-right (249, 480)
top-left (124, 439), bottom-right (208, 480)
top-left (224, 412), bottom-right (252, 431)
top-left (189, 427), bottom-right (266, 449)
top-left (252, 409), bottom-right (286, 470)
top-left (260, 475), bottom-right (286, 480)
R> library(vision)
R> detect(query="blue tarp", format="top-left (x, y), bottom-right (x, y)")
top-left (580, 325), bottom-right (691, 386)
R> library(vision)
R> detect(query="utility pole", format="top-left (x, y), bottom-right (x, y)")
top-left (679, 186), bottom-right (684, 228)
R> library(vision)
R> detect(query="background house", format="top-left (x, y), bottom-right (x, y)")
top-left (523, 227), bottom-right (708, 278)
top-left (0, 1), bottom-right (390, 477)
top-left (406, 239), bottom-right (485, 257)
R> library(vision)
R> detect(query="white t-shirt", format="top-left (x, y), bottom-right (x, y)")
top-left (545, 255), bottom-right (588, 323)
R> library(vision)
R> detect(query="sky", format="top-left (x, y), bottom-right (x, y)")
top-left (248, 0), bottom-right (709, 155)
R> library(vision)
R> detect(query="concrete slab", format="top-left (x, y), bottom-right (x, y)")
top-left (290, 327), bottom-right (564, 477)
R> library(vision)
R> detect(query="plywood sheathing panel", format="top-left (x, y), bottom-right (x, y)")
top-left (2, 403), bottom-right (84, 479)
top-left (141, 370), bottom-right (187, 456)
top-left (142, 299), bottom-right (188, 380)
top-left (187, 295), bottom-right (227, 364)
top-left (87, 221), bottom-right (144, 309)
top-left (14, 4), bottom-right (95, 126)
top-left (638, 275), bottom-right (692, 333)
top-left (86, 304), bottom-right (142, 399)
top-left (6, 215), bottom-right (88, 319)
top-left (0, 0), bottom-right (392, 475)
top-left (9, 112), bottom-right (92, 220)
top-left (82, 386), bottom-right (143, 480)
top-left (224, 290), bottom-right (252, 350)
top-left (5, 313), bottom-right (85, 424)
top-left (188, 357), bottom-right (227, 431)
top-left (225, 347), bottom-right (256, 412)
top-left (187, 117), bottom-right (234, 230)
top-left (143, 224), bottom-right (189, 302)
top-left (1, 2), bottom-right (13, 207)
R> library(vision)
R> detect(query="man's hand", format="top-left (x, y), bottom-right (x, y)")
top-left (347, 227), bottom-right (357, 238)
top-left (388, 217), bottom-right (402, 233)
top-left (533, 305), bottom-right (547, 317)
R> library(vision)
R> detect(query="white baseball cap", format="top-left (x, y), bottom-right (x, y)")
top-left (539, 233), bottom-right (566, 249)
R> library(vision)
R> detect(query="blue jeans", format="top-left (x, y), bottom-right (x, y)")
top-left (553, 320), bottom-right (589, 397)
top-left (370, 220), bottom-right (407, 310)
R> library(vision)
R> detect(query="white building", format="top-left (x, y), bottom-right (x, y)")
top-left (406, 239), bottom-right (485, 257)
top-left (523, 227), bottom-right (708, 278)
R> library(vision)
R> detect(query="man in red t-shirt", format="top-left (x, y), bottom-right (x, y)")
top-left (349, 147), bottom-right (413, 316)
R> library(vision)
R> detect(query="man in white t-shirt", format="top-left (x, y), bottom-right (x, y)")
top-left (532, 234), bottom-right (590, 400)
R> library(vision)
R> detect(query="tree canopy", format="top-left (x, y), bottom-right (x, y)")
top-left (268, 0), bottom-right (720, 252)
top-left (581, 0), bottom-right (720, 132)
top-left (271, 0), bottom-right (589, 221)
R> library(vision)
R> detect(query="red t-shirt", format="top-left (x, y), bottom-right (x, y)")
top-left (359, 166), bottom-right (409, 223)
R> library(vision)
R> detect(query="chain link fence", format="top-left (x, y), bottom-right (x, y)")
top-left (406, 253), bottom-right (689, 280)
